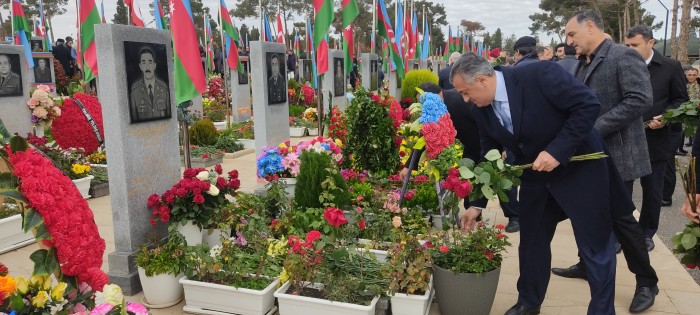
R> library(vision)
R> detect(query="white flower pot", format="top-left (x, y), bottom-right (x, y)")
top-left (280, 177), bottom-right (296, 197)
top-left (357, 239), bottom-right (390, 262)
top-left (307, 128), bottom-right (319, 136)
top-left (137, 267), bottom-right (183, 308)
top-left (290, 127), bottom-right (306, 137)
top-left (390, 275), bottom-right (434, 315)
top-left (431, 214), bottom-right (446, 230)
top-left (213, 121), bottom-right (227, 130)
top-left (176, 220), bottom-right (203, 246)
top-left (238, 139), bottom-right (256, 150)
top-left (34, 122), bottom-right (45, 137)
top-left (180, 277), bottom-right (279, 315)
top-left (274, 281), bottom-right (379, 315)
top-left (202, 228), bottom-right (232, 247)
top-left (72, 175), bottom-right (94, 199)
top-left (0, 214), bottom-right (35, 254)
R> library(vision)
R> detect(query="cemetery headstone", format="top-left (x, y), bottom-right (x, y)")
top-left (388, 71), bottom-right (401, 99)
top-left (322, 49), bottom-right (346, 111)
top-left (31, 52), bottom-right (55, 86)
top-left (361, 53), bottom-right (378, 92)
top-left (95, 24), bottom-right (180, 295)
top-left (250, 41), bottom-right (289, 158)
top-left (0, 45), bottom-right (32, 136)
top-left (231, 56), bottom-right (251, 122)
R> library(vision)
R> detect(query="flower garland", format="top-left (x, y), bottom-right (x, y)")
top-left (328, 107), bottom-right (347, 145)
top-left (411, 91), bottom-right (457, 159)
top-left (7, 147), bottom-right (108, 291)
top-left (27, 85), bottom-right (61, 124)
top-left (51, 93), bottom-right (105, 154)
top-left (301, 84), bottom-right (315, 105)
top-left (296, 136), bottom-right (343, 164)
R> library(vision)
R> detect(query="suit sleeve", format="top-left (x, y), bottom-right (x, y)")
top-left (593, 49), bottom-right (653, 137)
top-left (668, 60), bottom-right (689, 110)
top-left (538, 62), bottom-right (601, 166)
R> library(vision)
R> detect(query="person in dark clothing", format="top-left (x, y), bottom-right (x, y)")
top-left (349, 59), bottom-right (359, 90)
top-left (556, 44), bottom-right (579, 73)
top-left (286, 49), bottom-right (297, 80)
top-left (378, 61), bottom-right (385, 85)
top-left (213, 44), bottom-right (224, 76)
top-left (438, 52), bottom-right (461, 90)
top-left (53, 38), bottom-right (73, 77)
top-left (512, 36), bottom-right (539, 67)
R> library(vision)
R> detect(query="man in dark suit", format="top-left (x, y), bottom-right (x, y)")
top-left (556, 44), bottom-right (578, 73)
top-left (33, 58), bottom-right (52, 83)
top-left (552, 10), bottom-right (659, 313)
top-left (268, 54), bottom-right (285, 104)
top-left (452, 53), bottom-right (629, 315)
top-left (0, 54), bottom-right (21, 95)
top-left (438, 52), bottom-right (461, 90)
top-left (624, 25), bottom-right (688, 248)
top-left (130, 47), bottom-right (170, 122)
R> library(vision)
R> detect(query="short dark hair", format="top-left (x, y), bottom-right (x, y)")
top-left (555, 43), bottom-right (566, 50)
top-left (687, 68), bottom-right (699, 74)
top-left (65, 36), bottom-right (73, 42)
top-left (626, 25), bottom-right (654, 41)
top-left (418, 82), bottom-right (442, 94)
top-left (271, 54), bottom-right (280, 62)
top-left (516, 46), bottom-right (535, 56)
top-left (571, 10), bottom-right (604, 30)
top-left (564, 45), bottom-right (577, 56)
top-left (138, 47), bottom-right (155, 60)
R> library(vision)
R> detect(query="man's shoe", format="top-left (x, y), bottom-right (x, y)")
top-left (505, 220), bottom-right (520, 233)
top-left (615, 242), bottom-right (622, 254)
top-left (504, 304), bottom-right (541, 315)
top-left (629, 285), bottom-right (659, 313)
top-left (551, 264), bottom-right (587, 279)
top-left (646, 238), bottom-right (655, 252)
top-left (676, 151), bottom-right (687, 156)
top-left (661, 200), bottom-right (672, 207)
top-left (680, 149), bottom-right (689, 154)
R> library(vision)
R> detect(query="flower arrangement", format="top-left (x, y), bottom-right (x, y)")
top-left (301, 83), bottom-right (316, 105)
top-left (327, 106), bottom-right (347, 145)
top-left (303, 107), bottom-right (318, 122)
top-left (296, 136), bottom-right (343, 165)
top-left (662, 99), bottom-right (700, 137)
top-left (257, 141), bottom-right (298, 180)
top-left (204, 75), bottom-right (227, 104)
top-left (189, 145), bottom-right (224, 160)
top-left (0, 273), bottom-right (74, 313)
top-left (51, 93), bottom-right (105, 154)
top-left (203, 99), bottom-right (227, 122)
top-left (135, 233), bottom-right (186, 278)
top-left (90, 284), bottom-right (149, 315)
top-left (27, 85), bottom-right (61, 125)
top-left (288, 88), bottom-right (297, 104)
top-left (87, 149), bottom-right (107, 164)
top-left (71, 163), bottom-right (92, 179)
top-left (147, 165), bottom-right (241, 228)
top-left (386, 235), bottom-right (432, 295)
top-left (5, 138), bottom-right (108, 290)
top-left (431, 223), bottom-right (510, 274)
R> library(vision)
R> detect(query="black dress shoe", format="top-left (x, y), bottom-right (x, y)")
top-left (679, 149), bottom-right (689, 154)
top-left (504, 304), bottom-right (541, 315)
top-left (506, 220), bottom-right (520, 233)
top-left (676, 151), bottom-right (687, 156)
top-left (646, 238), bottom-right (655, 252)
top-left (661, 200), bottom-right (672, 207)
top-left (551, 264), bottom-right (587, 279)
top-left (629, 285), bottom-right (659, 313)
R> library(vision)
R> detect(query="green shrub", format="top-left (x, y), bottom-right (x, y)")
top-left (215, 129), bottom-right (244, 153)
top-left (289, 105), bottom-right (306, 117)
top-left (294, 151), bottom-right (350, 209)
top-left (288, 78), bottom-right (300, 91)
top-left (400, 69), bottom-right (438, 103)
top-left (189, 119), bottom-right (219, 146)
top-left (204, 100), bottom-right (227, 122)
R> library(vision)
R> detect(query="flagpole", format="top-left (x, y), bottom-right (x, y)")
top-left (10, 0), bottom-right (14, 42)
top-left (258, 0), bottom-right (262, 41)
top-left (371, 0), bottom-right (376, 54)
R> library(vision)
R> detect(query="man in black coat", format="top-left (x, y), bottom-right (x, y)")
top-left (52, 38), bottom-right (73, 77)
top-left (624, 25), bottom-right (688, 248)
top-left (438, 52), bottom-right (461, 90)
top-left (512, 36), bottom-right (539, 67)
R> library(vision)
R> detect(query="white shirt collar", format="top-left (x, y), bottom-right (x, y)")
top-left (494, 71), bottom-right (508, 103)
top-left (645, 50), bottom-right (654, 65)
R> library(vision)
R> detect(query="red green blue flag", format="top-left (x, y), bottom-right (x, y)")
top-left (342, 0), bottom-right (359, 75)
top-left (79, 0), bottom-right (101, 81)
top-left (12, 0), bottom-right (33, 68)
top-left (376, 0), bottom-right (404, 78)
top-left (171, 0), bottom-right (206, 103)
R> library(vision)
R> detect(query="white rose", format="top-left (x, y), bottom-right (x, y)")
top-left (196, 171), bottom-right (209, 181)
top-left (206, 185), bottom-right (220, 196)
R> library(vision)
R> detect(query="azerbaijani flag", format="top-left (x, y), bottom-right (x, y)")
top-left (263, 9), bottom-right (273, 42)
top-left (306, 17), bottom-right (317, 88)
top-left (421, 17), bottom-right (429, 60)
top-left (443, 26), bottom-right (451, 62)
top-left (100, 0), bottom-right (106, 23)
top-left (219, 1), bottom-right (240, 71)
top-left (79, 0), bottom-right (101, 81)
top-left (411, 10), bottom-right (418, 59)
top-left (276, 11), bottom-right (284, 44)
top-left (171, 0), bottom-right (206, 103)
top-left (12, 0), bottom-right (33, 68)
top-left (376, 0), bottom-right (404, 78)
top-left (125, 0), bottom-right (144, 27)
top-left (154, 0), bottom-right (168, 29)
top-left (313, 0), bottom-right (332, 75)
top-left (342, 0), bottom-right (358, 75)
top-left (294, 32), bottom-right (299, 57)
top-left (39, 0), bottom-right (52, 51)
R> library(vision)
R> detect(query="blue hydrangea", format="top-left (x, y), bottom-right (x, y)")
top-left (321, 143), bottom-right (330, 150)
top-left (419, 92), bottom-right (448, 124)
top-left (257, 149), bottom-right (285, 178)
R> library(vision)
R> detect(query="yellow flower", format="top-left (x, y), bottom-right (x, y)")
top-left (71, 164), bottom-right (90, 175)
top-left (103, 284), bottom-right (124, 306)
top-left (30, 275), bottom-right (46, 287)
top-left (279, 268), bottom-right (290, 284)
top-left (15, 276), bottom-right (28, 294)
top-left (334, 139), bottom-right (343, 147)
top-left (51, 282), bottom-right (67, 301)
top-left (0, 276), bottom-right (16, 296)
top-left (32, 290), bottom-right (49, 308)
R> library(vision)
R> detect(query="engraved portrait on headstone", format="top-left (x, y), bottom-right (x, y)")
top-left (411, 60), bottom-right (419, 70)
top-left (30, 40), bottom-right (43, 52)
top-left (238, 60), bottom-right (249, 85)
top-left (125, 41), bottom-right (171, 123)
top-left (32, 57), bottom-right (52, 83)
top-left (0, 54), bottom-right (23, 96)
top-left (370, 59), bottom-right (378, 91)
top-left (266, 52), bottom-right (286, 104)
top-left (333, 57), bottom-right (344, 97)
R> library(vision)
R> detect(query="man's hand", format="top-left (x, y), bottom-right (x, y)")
top-left (458, 207), bottom-right (481, 232)
top-left (399, 167), bottom-right (409, 179)
top-left (648, 115), bottom-right (665, 129)
top-left (501, 151), bottom-right (508, 160)
top-left (532, 151), bottom-right (560, 172)
top-left (681, 195), bottom-right (700, 224)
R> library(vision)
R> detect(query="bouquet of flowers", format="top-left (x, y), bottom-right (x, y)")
top-left (257, 141), bottom-right (299, 180)
top-left (327, 106), bottom-right (347, 145)
top-left (296, 136), bottom-right (343, 165)
top-left (90, 284), bottom-right (149, 315)
top-left (27, 85), bottom-right (60, 124)
top-left (303, 107), bottom-right (318, 122)
top-left (662, 99), bottom-right (700, 137)
top-left (301, 84), bottom-right (316, 105)
top-left (148, 165), bottom-right (241, 228)
top-left (205, 75), bottom-right (226, 104)
top-left (431, 222), bottom-right (510, 274)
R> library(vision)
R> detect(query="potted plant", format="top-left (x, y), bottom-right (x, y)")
top-left (88, 165), bottom-right (109, 198)
top-left (256, 142), bottom-right (300, 196)
top-left (0, 202), bottom-right (34, 254)
top-left (135, 233), bottom-right (187, 308)
top-left (87, 148), bottom-right (107, 167)
top-left (147, 165), bottom-right (241, 245)
top-left (186, 145), bottom-right (224, 168)
top-left (215, 128), bottom-right (245, 157)
top-left (204, 99), bottom-right (228, 130)
top-left (386, 235), bottom-right (434, 315)
top-left (289, 117), bottom-right (306, 137)
top-left (430, 223), bottom-right (510, 315)
top-left (231, 121), bottom-right (255, 150)
top-left (61, 147), bottom-right (94, 199)
top-left (180, 207), bottom-right (283, 314)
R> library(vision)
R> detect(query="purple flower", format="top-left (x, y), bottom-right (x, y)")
top-left (233, 231), bottom-right (247, 246)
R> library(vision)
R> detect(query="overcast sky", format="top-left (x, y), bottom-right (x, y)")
top-left (29, 0), bottom-right (680, 47)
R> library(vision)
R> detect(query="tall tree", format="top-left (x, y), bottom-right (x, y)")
top-left (504, 33), bottom-right (517, 52)
top-left (482, 32), bottom-right (491, 49)
top-left (240, 23), bottom-right (250, 43)
top-left (678, 0), bottom-right (693, 65)
top-left (113, 0), bottom-right (128, 25)
top-left (491, 28), bottom-right (503, 49)
top-left (250, 26), bottom-right (260, 40)
top-left (671, 0), bottom-right (679, 58)
top-left (460, 19), bottom-right (485, 38)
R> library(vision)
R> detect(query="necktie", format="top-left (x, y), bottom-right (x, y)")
top-left (493, 100), bottom-right (513, 133)
top-left (148, 84), bottom-right (154, 105)
top-left (1, 77), bottom-right (5, 86)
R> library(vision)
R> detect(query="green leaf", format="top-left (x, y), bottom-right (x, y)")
top-left (34, 223), bottom-right (52, 241)
top-left (496, 159), bottom-right (505, 171)
top-left (478, 172), bottom-right (491, 185)
top-left (458, 166), bottom-right (475, 179)
top-left (692, 227), bottom-right (700, 238)
top-left (681, 233), bottom-right (697, 250)
top-left (497, 190), bottom-right (509, 202)
top-left (481, 185), bottom-right (495, 200)
top-left (0, 189), bottom-right (28, 203)
top-left (672, 233), bottom-right (683, 245)
top-left (8, 135), bottom-right (29, 152)
top-left (457, 158), bottom-right (475, 169)
top-left (500, 179), bottom-right (513, 190)
top-left (22, 208), bottom-right (43, 232)
top-left (484, 149), bottom-right (501, 161)
top-left (413, 137), bottom-right (426, 150)
top-left (29, 248), bottom-right (58, 276)
top-left (0, 172), bottom-right (17, 188)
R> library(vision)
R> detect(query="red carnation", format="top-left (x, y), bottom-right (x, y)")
top-left (422, 115), bottom-right (457, 159)
top-left (358, 219), bottom-right (366, 230)
top-left (371, 94), bottom-right (381, 102)
top-left (51, 93), bottom-right (105, 154)
top-left (448, 168), bottom-right (460, 177)
top-left (228, 178), bottom-right (241, 190)
top-left (483, 251), bottom-right (495, 260)
top-left (0, 262), bottom-right (8, 276)
top-left (305, 230), bottom-right (321, 243)
top-left (82, 267), bottom-right (109, 291)
top-left (323, 207), bottom-right (348, 227)
top-left (497, 233), bottom-right (505, 239)
top-left (404, 190), bottom-right (415, 200)
top-left (147, 194), bottom-right (160, 208)
top-left (183, 168), bottom-right (198, 178)
top-left (193, 194), bottom-right (205, 204)
top-left (439, 245), bottom-right (449, 253)
top-left (216, 177), bottom-right (227, 189)
top-left (495, 224), bottom-right (505, 230)
top-left (214, 164), bottom-right (223, 175)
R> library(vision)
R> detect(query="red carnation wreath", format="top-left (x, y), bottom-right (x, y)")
top-left (8, 146), bottom-right (108, 291)
top-left (51, 93), bottom-right (105, 154)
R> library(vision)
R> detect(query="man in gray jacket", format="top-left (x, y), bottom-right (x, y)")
top-left (552, 10), bottom-right (659, 314)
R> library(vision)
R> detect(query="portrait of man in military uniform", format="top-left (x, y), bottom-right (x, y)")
top-left (0, 54), bottom-right (22, 97)
top-left (333, 57), bottom-right (344, 97)
top-left (238, 60), bottom-right (249, 85)
top-left (370, 60), bottom-right (378, 91)
top-left (33, 58), bottom-right (52, 83)
top-left (266, 52), bottom-right (286, 105)
top-left (125, 42), bottom-right (171, 123)
top-left (31, 40), bottom-right (43, 52)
